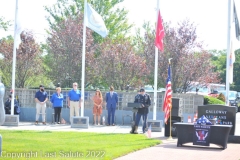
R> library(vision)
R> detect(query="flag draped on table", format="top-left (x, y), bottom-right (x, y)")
top-left (85, 3), bottom-right (108, 37)
top-left (163, 64), bottom-right (172, 124)
top-left (155, 10), bottom-right (165, 52)
top-left (196, 115), bottom-right (212, 125)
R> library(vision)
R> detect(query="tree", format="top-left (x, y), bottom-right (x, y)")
top-left (0, 16), bottom-right (11, 31)
top-left (138, 20), bottom-right (221, 92)
top-left (44, 0), bottom-right (133, 43)
top-left (90, 38), bottom-right (148, 90)
top-left (45, 15), bottom-right (95, 87)
top-left (211, 49), bottom-right (240, 91)
top-left (0, 31), bottom-right (43, 88)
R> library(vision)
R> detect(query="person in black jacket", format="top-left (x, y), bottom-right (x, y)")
top-left (133, 88), bottom-right (151, 134)
top-left (4, 94), bottom-right (20, 115)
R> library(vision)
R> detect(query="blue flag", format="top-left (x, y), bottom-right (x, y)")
top-left (85, 3), bottom-right (108, 37)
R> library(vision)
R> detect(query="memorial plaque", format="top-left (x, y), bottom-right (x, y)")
top-left (147, 119), bottom-right (163, 132)
top-left (3, 115), bottom-right (19, 126)
top-left (198, 105), bottom-right (236, 135)
top-left (71, 116), bottom-right (89, 128)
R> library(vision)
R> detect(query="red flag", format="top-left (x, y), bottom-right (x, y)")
top-left (155, 10), bottom-right (165, 52)
top-left (163, 64), bottom-right (172, 124)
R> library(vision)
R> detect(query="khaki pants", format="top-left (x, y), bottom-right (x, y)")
top-left (36, 103), bottom-right (46, 122)
top-left (70, 101), bottom-right (79, 123)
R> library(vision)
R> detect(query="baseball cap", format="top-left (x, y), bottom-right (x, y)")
top-left (140, 88), bottom-right (145, 92)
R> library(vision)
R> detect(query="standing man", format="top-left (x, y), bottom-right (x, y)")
top-left (35, 85), bottom-right (48, 125)
top-left (105, 86), bottom-right (118, 126)
top-left (68, 82), bottom-right (81, 124)
top-left (132, 88), bottom-right (151, 134)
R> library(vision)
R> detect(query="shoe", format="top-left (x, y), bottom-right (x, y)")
top-left (134, 126), bottom-right (138, 134)
top-left (106, 124), bottom-right (110, 126)
top-left (58, 122), bottom-right (60, 124)
top-left (35, 121), bottom-right (38, 125)
top-left (112, 124), bottom-right (115, 126)
top-left (42, 122), bottom-right (46, 125)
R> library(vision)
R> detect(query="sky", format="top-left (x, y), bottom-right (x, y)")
top-left (0, 0), bottom-right (240, 50)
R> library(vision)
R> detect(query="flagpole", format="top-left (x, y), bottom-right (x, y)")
top-left (226, 0), bottom-right (232, 106)
top-left (80, 0), bottom-right (87, 117)
top-left (10, 0), bottom-right (18, 115)
top-left (167, 59), bottom-right (173, 140)
top-left (153, 0), bottom-right (160, 120)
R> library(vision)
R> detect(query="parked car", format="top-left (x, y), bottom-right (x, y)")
top-left (144, 85), bottom-right (165, 93)
top-left (218, 90), bottom-right (239, 113)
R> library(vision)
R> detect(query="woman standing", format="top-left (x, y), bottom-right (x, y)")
top-left (92, 89), bottom-right (103, 125)
top-left (51, 87), bottom-right (64, 124)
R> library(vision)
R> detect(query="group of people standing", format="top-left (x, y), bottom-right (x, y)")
top-left (34, 83), bottom-right (81, 125)
top-left (34, 83), bottom-right (151, 134)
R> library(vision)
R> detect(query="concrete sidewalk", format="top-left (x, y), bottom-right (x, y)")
top-left (0, 113), bottom-right (240, 160)
top-left (116, 113), bottom-right (240, 160)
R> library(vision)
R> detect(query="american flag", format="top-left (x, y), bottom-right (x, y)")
top-left (196, 115), bottom-right (212, 125)
top-left (147, 124), bottom-right (152, 138)
top-left (163, 64), bottom-right (172, 124)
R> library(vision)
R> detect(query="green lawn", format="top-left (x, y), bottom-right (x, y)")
top-left (0, 130), bottom-right (161, 160)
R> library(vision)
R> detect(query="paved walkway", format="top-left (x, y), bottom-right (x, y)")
top-left (0, 113), bottom-right (240, 160)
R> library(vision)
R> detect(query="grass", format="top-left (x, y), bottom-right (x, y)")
top-left (0, 130), bottom-right (161, 160)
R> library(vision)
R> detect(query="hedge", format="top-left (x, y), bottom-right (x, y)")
top-left (204, 96), bottom-right (225, 105)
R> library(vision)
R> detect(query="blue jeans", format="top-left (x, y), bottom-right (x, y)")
top-left (107, 106), bottom-right (116, 125)
top-left (135, 113), bottom-right (148, 132)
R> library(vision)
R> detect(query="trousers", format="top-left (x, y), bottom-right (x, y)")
top-left (135, 112), bottom-right (148, 132)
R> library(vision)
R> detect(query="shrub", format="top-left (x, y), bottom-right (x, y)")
top-left (204, 96), bottom-right (225, 105)
top-left (217, 93), bottom-right (225, 102)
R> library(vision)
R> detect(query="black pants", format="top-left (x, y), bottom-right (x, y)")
top-left (54, 107), bottom-right (62, 122)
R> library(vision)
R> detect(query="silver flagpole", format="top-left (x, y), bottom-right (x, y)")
top-left (80, 0), bottom-right (87, 117)
top-left (226, 0), bottom-right (232, 106)
top-left (153, 0), bottom-right (160, 120)
top-left (10, 0), bottom-right (19, 115)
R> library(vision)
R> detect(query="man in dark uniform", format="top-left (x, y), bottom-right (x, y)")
top-left (132, 88), bottom-right (151, 134)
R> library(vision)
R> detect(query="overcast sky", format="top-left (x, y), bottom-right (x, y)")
top-left (0, 0), bottom-right (240, 50)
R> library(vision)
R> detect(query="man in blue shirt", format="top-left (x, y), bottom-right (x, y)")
top-left (68, 82), bottom-right (81, 124)
top-left (35, 85), bottom-right (48, 125)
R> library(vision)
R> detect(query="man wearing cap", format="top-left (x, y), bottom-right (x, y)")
top-left (34, 85), bottom-right (48, 125)
top-left (68, 82), bottom-right (81, 124)
top-left (132, 88), bottom-right (151, 134)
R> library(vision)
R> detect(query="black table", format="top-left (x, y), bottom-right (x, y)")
top-left (174, 123), bottom-right (232, 149)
